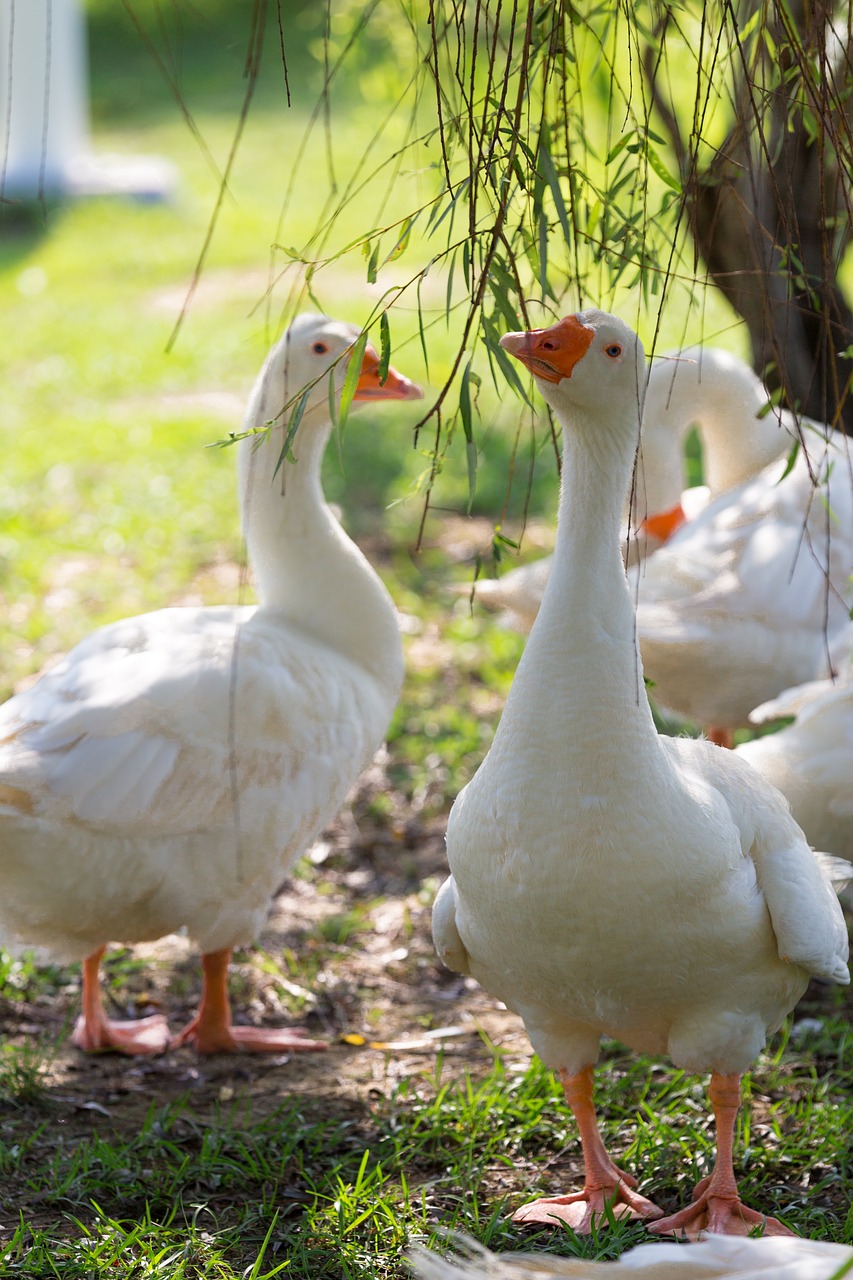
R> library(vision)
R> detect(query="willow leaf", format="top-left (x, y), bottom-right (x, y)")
top-left (384, 216), bottom-right (413, 265)
top-left (538, 140), bottom-right (572, 249)
top-left (379, 312), bottom-right (391, 384)
top-left (776, 438), bottom-right (800, 483)
top-left (459, 359), bottom-right (477, 513)
top-left (275, 387), bottom-right (310, 478)
top-left (646, 145), bottom-right (681, 192)
top-left (338, 331), bottom-right (369, 436)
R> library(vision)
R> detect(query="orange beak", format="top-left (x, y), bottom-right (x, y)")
top-left (354, 346), bottom-right (423, 401)
top-left (640, 500), bottom-right (687, 542)
top-left (499, 315), bottom-right (595, 383)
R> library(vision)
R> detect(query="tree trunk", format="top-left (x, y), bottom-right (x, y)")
top-left (647, 1), bottom-right (853, 433)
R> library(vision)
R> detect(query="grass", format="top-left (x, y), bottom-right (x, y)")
top-left (1, 4), bottom-right (851, 1277)
top-left (2, 1022), bottom-right (852, 1276)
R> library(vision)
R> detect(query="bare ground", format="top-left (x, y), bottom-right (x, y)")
top-left (1, 525), bottom-right (850, 1243)
top-left (0, 771), bottom-right (536, 1223)
top-left (2, 764), bottom-right (851, 1231)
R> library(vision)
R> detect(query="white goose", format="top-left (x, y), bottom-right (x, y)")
top-left (736, 664), bottom-right (853, 871)
top-left (433, 311), bottom-right (848, 1237)
top-left (645, 345), bottom-right (791, 496)
top-left (410, 1234), bottom-right (853, 1280)
top-left (633, 399), bottom-right (853, 748)
top-left (456, 347), bottom-right (788, 634)
top-left (0, 314), bottom-right (421, 1056)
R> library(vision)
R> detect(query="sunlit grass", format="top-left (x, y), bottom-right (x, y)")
top-left (2, 1030), bottom-right (851, 1276)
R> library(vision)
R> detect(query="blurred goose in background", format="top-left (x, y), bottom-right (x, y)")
top-left (454, 347), bottom-right (788, 633)
top-left (736, 663), bottom-right (853, 877)
top-left (634, 412), bottom-right (853, 748)
top-left (410, 1234), bottom-right (853, 1280)
top-left (433, 311), bottom-right (848, 1238)
top-left (0, 314), bottom-right (421, 1055)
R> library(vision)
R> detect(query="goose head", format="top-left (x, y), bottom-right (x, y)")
top-left (500, 310), bottom-right (646, 432)
top-left (250, 313), bottom-right (423, 440)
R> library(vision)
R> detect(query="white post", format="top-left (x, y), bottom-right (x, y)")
top-left (0, 0), bottom-right (175, 202)
top-left (0, 0), bottom-right (90, 197)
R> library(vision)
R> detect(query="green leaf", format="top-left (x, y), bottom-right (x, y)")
top-left (274, 388), bottom-right (310, 478)
top-left (416, 278), bottom-right (430, 378)
top-left (777, 438), bottom-right (800, 483)
top-left (511, 155), bottom-right (529, 193)
top-left (757, 384), bottom-right (785, 418)
top-left (459, 358), bottom-right (477, 513)
top-left (384, 216), bottom-right (413, 265)
top-left (327, 367), bottom-right (338, 427)
top-left (445, 248), bottom-right (457, 321)
top-left (481, 314), bottom-right (534, 405)
top-left (338, 330), bottom-right (369, 436)
top-left (646, 145), bottom-right (681, 191)
top-left (367, 241), bottom-right (381, 285)
top-left (538, 210), bottom-right (548, 302)
top-left (488, 265), bottom-right (521, 332)
top-left (605, 133), bottom-right (633, 165)
top-left (586, 198), bottom-right (601, 241)
top-left (379, 312), bottom-right (391, 385)
top-left (538, 134), bottom-right (572, 249)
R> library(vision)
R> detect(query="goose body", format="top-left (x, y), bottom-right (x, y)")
top-left (434, 311), bottom-right (848, 1237)
top-left (411, 1234), bottom-right (853, 1280)
top-left (0, 314), bottom-right (421, 1054)
top-left (736, 665), bottom-right (853, 868)
top-left (634, 424), bottom-right (853, 740)
top-left (456, 347), bottom-right (788, 633)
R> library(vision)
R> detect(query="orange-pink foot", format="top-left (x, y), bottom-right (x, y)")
top-left (648, 1189), bottom-right (796, 1240)
top-left (170, 1019), bottom-right (329, 1055)
top-left (513, 1180), bottom-right (664, 1231)
top-left (72, 1012), bottom-right (171, 1056)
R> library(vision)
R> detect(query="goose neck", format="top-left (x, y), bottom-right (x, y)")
top-left (237, 415), bottom-right (402, 689)
top-left (547, 415), bottom-right (638, 613)
top-left (499, 402), bottom-right (659, 754)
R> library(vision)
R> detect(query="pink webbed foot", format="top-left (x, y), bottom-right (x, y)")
top-left (169, 948), bottom-right (330, 1054)
top-left (513, 1177), bottom-right (664, 1232)
top-left (170, 1018), bottom-right (329, 1055)
top-left (514, 1064), bottom-right (665, 1232)
top-left (648, 1073), bottom-right (797, 1239)
top-left (72, 1011), bottom-right (171, 1056)
top-left (73, 947), bottom-right (170, 1055)
top-left (648, 1188), bottom-right (796, 1240)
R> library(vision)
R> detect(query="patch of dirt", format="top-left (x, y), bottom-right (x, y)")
top-left (0, 772), bottom-right (531, 1221)
top-left (3, 759), bottom-right (850, 1224)
top-left (1, 524), bottom-right (850, 1237)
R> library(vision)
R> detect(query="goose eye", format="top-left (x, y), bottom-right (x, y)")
top-left (312, 341), bottom-right (329, 355)
top-left (604, 343), bottom-right (623, 358)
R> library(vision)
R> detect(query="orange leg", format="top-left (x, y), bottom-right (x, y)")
top-left (513, 1065), bottom-right (663, 1230)
top-left (71, 946), bottom-right (170, 1056)
top-left (170, 948), bottom-right (329, 1054)
top-left (649, 1073), bottom-right (796, 1239)
top-left (708, 727), bottom-right (734, 749)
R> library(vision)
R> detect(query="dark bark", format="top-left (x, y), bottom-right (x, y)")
top-left (647, 1), bottom-right (853, 433)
